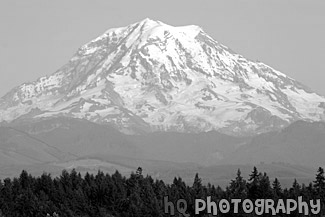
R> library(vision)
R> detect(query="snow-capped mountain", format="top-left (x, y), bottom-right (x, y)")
top-left (1, 18), bottom-right (325, 135)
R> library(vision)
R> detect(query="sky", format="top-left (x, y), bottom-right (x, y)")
top-left (0, 0), bottom-right (324, 97)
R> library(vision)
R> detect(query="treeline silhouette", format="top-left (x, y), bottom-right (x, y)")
top-left (0, 167), bottom-right (324, 217)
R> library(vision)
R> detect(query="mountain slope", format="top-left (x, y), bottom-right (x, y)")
top-left (222, 121), bottom-right (325, 167)
top-left (1, 18), bottom-right (324, 135)
top-left (1, 118), bottom-right (324, 168)
top-left (0, 125), bottom-right (74, 166)
top-left (2, 117), bottom-right (248, 165)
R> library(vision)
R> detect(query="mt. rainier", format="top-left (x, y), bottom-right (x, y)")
top-left (1, 18), bottom-right (325, 135)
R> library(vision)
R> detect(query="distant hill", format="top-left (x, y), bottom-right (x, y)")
top-left (0, 118), bottom-right (324, 187)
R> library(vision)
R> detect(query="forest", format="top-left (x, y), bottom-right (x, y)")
top-left (0, 166), bottom-right (324, 217)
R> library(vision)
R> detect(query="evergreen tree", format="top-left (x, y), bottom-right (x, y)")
top-left (314, 167), bottom-right (325, 196)
top-left (272, 178), bottom-right (282, 199)
top-left (259, 172), bottom-right (272, 198)
top-left (291, 179), bottom-right (301, 198)
top-left (228, 169), bottom-right (247, 199)
top-left (247, 167), bottom-right (261, 199)
top-left (248, 166), bottom-right (259, 183)
top-left (227, 169), bottom-right (247, 216)
top-left (314, 167), bottom-right (325, 216)
top-left (192, 173), bottom-right (204, 198)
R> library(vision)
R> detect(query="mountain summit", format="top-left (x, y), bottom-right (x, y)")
top-left (1, 19), bottom-right (325, 135)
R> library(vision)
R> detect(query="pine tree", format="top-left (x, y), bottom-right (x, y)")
top-left (259, 172), bottom-right (272, 198)
top-left (291, 179), bottom-right (301, 198)
top-left (248, 167), bottom-right (259, 183)
top-left (227, 169), bottom-right (247, 216)
top-left (192, 173), bottom-right (204, 198)
top-left (247, 167), bottom-right (261, 199)
top-left (313, 167), bottom-right (325, 216)
top-left (314, 167), bottom-right (325, 196)
top-left (228, 169), bottom-right (247, 199)
top-left (272, 178), bottom-right (282, 199)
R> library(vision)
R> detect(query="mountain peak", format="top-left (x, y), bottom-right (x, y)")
top-left (137, 17), bottom-right (163, 26)
top-left (80, 19), bottom-right (204, 56)
top-left (135, 18), bottom-right (203, 35)
top-left (136, 18), bottom-right (202, 32)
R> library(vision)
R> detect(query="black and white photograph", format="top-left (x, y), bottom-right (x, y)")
top-left (0, 0), bottom-right (325, 216)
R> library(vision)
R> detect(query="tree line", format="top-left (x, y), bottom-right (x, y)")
top-left (0, 166), bottom-right (324, 217)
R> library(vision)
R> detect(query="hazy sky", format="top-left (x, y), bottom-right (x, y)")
top-left (0, 0), bottom-right (324, 97)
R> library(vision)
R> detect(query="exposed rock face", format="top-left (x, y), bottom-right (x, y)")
top-left (1, 18), bottom-right (324, 135)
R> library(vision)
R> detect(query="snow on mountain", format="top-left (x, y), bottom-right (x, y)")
top-left (1, 18), bottom-right (325, 135)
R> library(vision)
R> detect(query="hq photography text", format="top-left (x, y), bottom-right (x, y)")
top-left (164, 196), bottom-right (321, 216)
